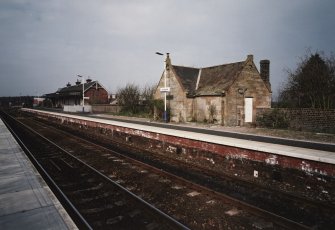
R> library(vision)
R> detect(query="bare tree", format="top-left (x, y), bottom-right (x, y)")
top-left (117, 83), bottom-right (140, 114)
top-left (278, 51), bottom-right (335, 109)
top-left (140, 84), bottom-right (156, 116)
top-left (141, 84), bottom-right (156, 102)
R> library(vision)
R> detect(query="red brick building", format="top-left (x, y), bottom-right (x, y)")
top-left (46, 79), bottom-right (109, 108)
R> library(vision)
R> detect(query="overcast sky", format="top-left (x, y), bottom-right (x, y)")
top-left (1, 0), bottom-right (334, 98)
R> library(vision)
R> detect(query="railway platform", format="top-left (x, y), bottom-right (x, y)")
top-left (0, 119), bottom-right (77, 229)
top-left (90, 113), bottom-right (335, 158)
top-left (21, 108), bottom-right (335, 175)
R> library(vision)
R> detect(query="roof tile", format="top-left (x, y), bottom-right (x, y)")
top-left (172, 61), bottom-right (245, 96)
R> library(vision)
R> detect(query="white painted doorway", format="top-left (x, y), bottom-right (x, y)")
top-left (244, 98), bottom-right (253, 122)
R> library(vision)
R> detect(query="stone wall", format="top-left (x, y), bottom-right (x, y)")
top-left (257, 108), bottom-right (335, 133)
top-left (154, 69), bottom-right (189, 123)
top-left (194, 96), bottom-right (223, 123)
top-left (225, 66), bottom-right (272, 126)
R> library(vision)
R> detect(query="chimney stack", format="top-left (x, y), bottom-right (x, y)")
top-left (165, 53), bottom-right (171, 70)
top-left (86, 78), bottom-right (92, 83)
top-left (260, 60), bottom-right (270, 83)
top-left (66, 82), bottom-right (71, 87)
top-left (75, 79), bottom-right (81, 85)
top-left (247, 54), bottom-right (253, 61)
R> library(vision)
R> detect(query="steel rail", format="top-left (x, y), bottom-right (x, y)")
top-left (2, 111), bottom-right (190, 230)
top-left (75, 131), bottom-right (312, 230)
top-left (24, 113), bottom-right (312, 230)
top-left (1, 115), bottom-right (93, 230)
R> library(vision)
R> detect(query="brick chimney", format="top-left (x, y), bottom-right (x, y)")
top-left (75, 79), bottom-right (81, 85)
top-left (86, 78), bottom-right (92, 83)
top-left (260, 60), bottom-right (270, 83)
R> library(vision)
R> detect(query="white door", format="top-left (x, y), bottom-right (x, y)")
top-left (244, 98), bottom-right (253, 122)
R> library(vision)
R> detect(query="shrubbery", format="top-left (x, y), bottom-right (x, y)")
top-left (256, 109), bottom-right (289, 129)
top-left (116, 83), bottom-right (165, 120)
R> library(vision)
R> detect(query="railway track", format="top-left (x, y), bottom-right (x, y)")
top-left (32, 113), bottom-right (334, 229)
top-left (2, 110), bottom-right (329, 229)
top-left (2, 111), bottom-right (187, 230)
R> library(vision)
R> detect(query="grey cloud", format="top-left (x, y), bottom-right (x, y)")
top-left (0, 0), bottom-right (335, 97)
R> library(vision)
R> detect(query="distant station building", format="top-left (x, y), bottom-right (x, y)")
top-left (45, 78), bottom-right (109, 109)
top-left (33, 97), bottom-right (45, 107)
top-left (154, 54), bottom-right (272, 126)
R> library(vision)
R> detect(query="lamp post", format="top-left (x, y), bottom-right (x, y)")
top-left (77, 74), bottom-right (85, 113)
top-left (155, 52), bottom-right (170, 122)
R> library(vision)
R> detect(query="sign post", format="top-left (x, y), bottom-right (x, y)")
top-left (156, 52), bottom-right (171, 122)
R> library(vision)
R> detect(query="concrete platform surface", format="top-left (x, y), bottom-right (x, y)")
top-left (21, 109), bottom-right (335, 165)
top-left (0, 119), bottom-right (77, 230)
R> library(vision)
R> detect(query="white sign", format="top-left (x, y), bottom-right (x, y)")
top-left (83, 97), bottom-right (90, 99)
top-left (160, 87), bottom-right (171, 92)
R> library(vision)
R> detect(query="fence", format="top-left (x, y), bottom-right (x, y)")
top-left (63, 105), bottom-right (92, 113)
top-left (91, 104), bottom-right (122, 113)
top-left (256, 108), bottom-right (335, 133)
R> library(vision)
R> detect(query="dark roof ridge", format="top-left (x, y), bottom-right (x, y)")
top-left (201, 60), bottom-right (245, 70)
top-left (172, 59), bottom-right (246, 70)
top-left (172, 64), bottom-right (199, 70)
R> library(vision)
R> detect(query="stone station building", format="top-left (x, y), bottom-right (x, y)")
top-left (154, 54), bottom-right (272, 126)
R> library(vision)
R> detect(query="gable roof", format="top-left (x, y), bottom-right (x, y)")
top-left (172, 65), bottom-right (199, 96)
top-left (58, 81), bottom-right (96, 94)
top-left (172, 60), bottom-right (245, 97)
top-left (196, 62), bottom-right (245, 96)
top-left (45, 81), bottom-right (107, 98)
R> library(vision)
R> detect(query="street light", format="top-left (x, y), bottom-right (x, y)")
top-left (156, 52), bottom-right (170, 122)
top-left (77, 74), bottom-right (85, 113)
